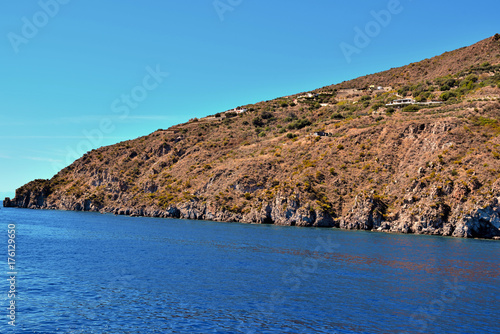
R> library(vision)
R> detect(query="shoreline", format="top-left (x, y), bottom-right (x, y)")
top-left (4, 205), bottom-right (500, 241)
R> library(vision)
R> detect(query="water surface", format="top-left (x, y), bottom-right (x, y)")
top-left (0, 208), bottom-right (498, 333)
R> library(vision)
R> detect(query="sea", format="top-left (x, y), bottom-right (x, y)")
top-left (0, 207), bottom-right (498, 334)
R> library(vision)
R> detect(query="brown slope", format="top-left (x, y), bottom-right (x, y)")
top-left (324, 34), bottom-right (500, 90)
top-left (5, 34), bottom-right (500, 239)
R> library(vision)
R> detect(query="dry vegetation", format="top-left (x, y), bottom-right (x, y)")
top-left (9, 35), bottom-right (500, 238)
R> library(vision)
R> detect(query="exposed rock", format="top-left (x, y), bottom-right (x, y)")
top-left (4, 35), bottom-right (500, 240)
top-left (452, 199), bottom-right (500, 238)
top-left (3, 197), bottom-right (13, 207)
top-left (341, 194), bottom-right (385, 230)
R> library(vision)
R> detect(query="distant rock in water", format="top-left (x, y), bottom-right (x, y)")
top-left (3, 197), bottom-right (13, 207)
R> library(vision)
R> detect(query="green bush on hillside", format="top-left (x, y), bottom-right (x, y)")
top-left (440, 91), bottom-right (457, 101)
top-left (252, 117), bottom-right (264, 127)
top-left (385, 107), bottom-right (395, 115)
top-left (261, 111), bottom-right (273, 119)
top-left (410, 83), bottom-right (427, 97)
top-left (284, 113), bottom-right (298, 122)
top-left (360, 95), bottom-right (371, 102)
top-left (372, 102), bottom-right (385, 111)
top-left (398, 86), bottom-right (410, 96)
top-left (402, 105), bottom-right (420, 112)
top-left (287, 118), bottom-right (312, 130)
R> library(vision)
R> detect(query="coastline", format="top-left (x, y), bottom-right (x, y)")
top-left (4, 199), bottom-right (500, 240)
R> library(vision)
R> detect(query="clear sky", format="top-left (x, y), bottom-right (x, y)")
top-left (1, 0), bottom-right (499, 199)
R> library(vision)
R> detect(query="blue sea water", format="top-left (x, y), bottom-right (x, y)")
top-left (0, 208), bottom-right (498, 334)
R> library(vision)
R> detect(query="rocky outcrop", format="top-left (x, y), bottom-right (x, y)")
top-left (451, 199), bottom-right (500, 238)
top-left (340, 193), bottom-right (386, 230)
top-left (4, 179), bottom-right (52, 209)
top-left (5, 182), bottom-right (499, 239)
top-left (4, 117), bottom-right (500, 239)
top-left (3, 197), bottom-right (13, 207)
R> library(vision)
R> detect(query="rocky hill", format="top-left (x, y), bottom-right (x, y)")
top-left (5, 35), bottom-right (500, 239)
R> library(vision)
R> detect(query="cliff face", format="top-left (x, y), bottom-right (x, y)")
top-left (6, 176), bottom-right (500, 239)
top-left (7, 116), bottom-right (500, 239)
top-left (5, 35), bottom-right (500, 239)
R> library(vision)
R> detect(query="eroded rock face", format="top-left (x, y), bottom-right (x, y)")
top-left (4, 183), bottom-right (500, 239)
top-left (6, 163), bottom-right (500, 239)
top-left (3, 197), bottom-right (13, 207)
top-left (341, 194), bottom-right (385, 230)
top-left (390, 200), bottom-right (450, 236)
top-left (4, 98), bottom-right (500, 241)
top-left (452, 199), bottom-right (500, 238)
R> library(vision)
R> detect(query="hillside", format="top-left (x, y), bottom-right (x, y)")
top-left (5, 35), bottom-right (500, 239)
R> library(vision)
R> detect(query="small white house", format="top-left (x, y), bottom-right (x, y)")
top-left (298, 93), bottom-right (318, 99)
top-left (232, 107), bottom-right (247, 114)
top-left (385, 98), bottom-right (443, 108)
top-left (386, 98), bottom-right (415, 107)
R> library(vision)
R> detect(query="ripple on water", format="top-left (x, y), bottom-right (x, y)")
top-left (1, 208), bottom-right (498, 334)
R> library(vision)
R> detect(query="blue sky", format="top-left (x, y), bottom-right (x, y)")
top-left (1, 0), bottom-right (499, 199)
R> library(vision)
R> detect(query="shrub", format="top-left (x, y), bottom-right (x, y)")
top-left (415, 94), bottom-right (427, 102)
top-left (411, 83), bottom-right (426, 97)
top-left (284, 113), bottom-right (298, 122)
top-left (402, 105), bottom-right (420, 112)
top-left (360, 95), bottom-right (372, 102)
top-left (288, 118), bottom-right (312, 130)
top-left (440, 91), bottom-right (457, 101)
top-left (261, 111), bottom-right (273, 119)
top-left (446, 78), bottom-right (456, 87)
top-left (372, 102), bottom-right (385, 111)
top-left (464, 74), bottom-right (478, 83)
top-left (337, 144), bottom-right (344, 150)
top-left (252, 117), bottom-right (264, 127)
top-left (473, 117), bottom-right (498, 127)
top-left (385, 107), bottom-right (395, 115)
top-left (398, 86), bottom-right (410, 96)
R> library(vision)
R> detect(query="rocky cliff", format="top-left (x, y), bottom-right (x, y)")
top-left (5, 35), bottom-right (500, 239)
